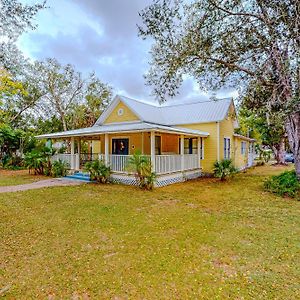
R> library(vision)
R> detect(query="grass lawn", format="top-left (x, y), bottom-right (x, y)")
top-left (0, 169), bottom-right (47, 186)
top-left (0, 165), bottom-right (299, 299)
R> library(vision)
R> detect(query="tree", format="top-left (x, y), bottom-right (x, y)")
top-left (0, 68), bottom-right (46, 126)
top-left (31, 59), bottom-right (112, 131)
top-left (0, 69), bottom-right (26, 101)
top-left (138, 0), bottom-right (300, 178)
top-left (238, 80), bottom-right (287, 164)
top-left (0, 123), bottom-right (23, 156)
top-left (66, 73), bottom-right (112, 129)
top-left (32, 58), bottom-right (84, 131)
top-left (0, 0), bottom-right (46, 72)
top-left (238, 106), bottom-right (286, 164)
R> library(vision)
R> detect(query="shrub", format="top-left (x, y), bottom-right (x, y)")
top-left (2, 155), bottom-right (24, 170)
top-left (84, 159), bottom-right (111, 183)
top-left (127, 150), bottom-right (156, 190)
top-left (264, 170), bottom-right (300, 198)
top-left (51, 159), bottom-right (69, 177)
top-left (213, 159), bottom-right (237, 181)
top-left (24, 146), bottom-right (52, 175)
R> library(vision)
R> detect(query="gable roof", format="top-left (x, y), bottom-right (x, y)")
top-left (95, 95), bottom-right (234, 126)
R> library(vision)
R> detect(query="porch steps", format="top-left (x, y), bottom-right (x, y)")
top-left (65, 172), bottom-right (92, 182)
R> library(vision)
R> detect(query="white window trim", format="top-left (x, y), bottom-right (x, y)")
top-left (110, 136), bottom-right (130, 154)
top-left (241, 141), bottom-right (247, 155)
top-left (117, 108), bottom-right (124, 116)
top-left (224, 137), bottom-right (231, 159)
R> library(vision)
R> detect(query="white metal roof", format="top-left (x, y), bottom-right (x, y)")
top-left (96, 95), bottom-right (234, 126)
top-left (36, 121), bottom-right (209, 139)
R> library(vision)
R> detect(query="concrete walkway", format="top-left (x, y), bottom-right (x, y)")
top-left (0, 178), bottom-right (85, 193)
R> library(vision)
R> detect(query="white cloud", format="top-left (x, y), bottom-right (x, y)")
top-left (17, 0), bottom-right (238, 104)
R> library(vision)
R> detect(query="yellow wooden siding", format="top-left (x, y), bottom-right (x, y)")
top-left (143, 132), bottom-right (151, 154)
top-left (176, 123), bottom-right (218, 172)
top-left (104, 101), bottom-right (139, 124)
top-left (91, 140), bottom-right (100, 153)
top-left (234, 137), bottom-right (249, 169)
top-left (219, 117), bottom-right (235, 161)
top-left (106, 133), bottom-right (143, 155)
top-left (86, 132), bottom-right (180, 155)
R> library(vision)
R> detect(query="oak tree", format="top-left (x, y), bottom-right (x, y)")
top-left (139, 0), bottom-right (300, 178)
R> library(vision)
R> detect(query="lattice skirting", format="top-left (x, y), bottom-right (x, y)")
top-left (110, 174), bottom-right (139, 186)
top-left (110, 169), bottom-right (202, 188)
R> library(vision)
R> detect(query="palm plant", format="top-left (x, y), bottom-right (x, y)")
top-left (51, 159), bottom-right (69, 177)
top-left (24, 146), bottom-right (52, 175)
top-left (127, 150), bottom-right (156, 190)
top-left (84, 159), bottom-right (111, 183)
top-left (213, 159), bottom-right (237, 181)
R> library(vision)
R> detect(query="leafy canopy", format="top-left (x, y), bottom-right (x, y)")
top-left (139, 0), bottom-right (299, 108)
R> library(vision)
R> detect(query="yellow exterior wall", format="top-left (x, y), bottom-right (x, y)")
top-left (234, 137), bottom-right (249, 169)
top-left (143, 132), bottom-right (151, 154)
top-left (103, 133), bottom-right (143, 155)
top-left (176, 123), bottom-right (218, 172)
top-left (104, 101), bottom-right (139, 124)
top-left (219, 117), bottom-right (235, 160)
top-left (137, 132), bottom-right (179, 155)
top-left (91, 140), bottom-right (100, 153)
top-left (89, 130), bottom-right (249, 171)
top-left (97, 132), bottom-right (180, 155)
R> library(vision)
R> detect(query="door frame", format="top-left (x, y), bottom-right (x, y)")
top-left (111, 137), bottom-right (130, 155)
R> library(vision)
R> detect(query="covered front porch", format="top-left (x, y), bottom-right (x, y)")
top-left (38, 122), bottom-right (209, 186)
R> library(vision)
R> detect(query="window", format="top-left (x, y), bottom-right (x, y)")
top-left (183, 138), bottom-right (204, 159)
top-left (184, 138), bottom-right (197, 154)
top-left (241, 141), bottom-right (246, 155)
top-left (117, 108), bottom-right (124, 116)
top-left (224, 138), bottom-right (231, 159)
top-left (112, 138), bottom-right (129, 155)
top-left (155, 135), bottom-right (161, 155)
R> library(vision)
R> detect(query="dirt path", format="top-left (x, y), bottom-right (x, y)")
top-left (0, 178), bottom-right (85, 193)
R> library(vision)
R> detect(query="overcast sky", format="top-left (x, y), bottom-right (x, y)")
top-left (18, 0), bottom-right (237, 104)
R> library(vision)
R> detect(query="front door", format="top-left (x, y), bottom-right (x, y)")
top-left (112, 138), bottom-right (129, 155)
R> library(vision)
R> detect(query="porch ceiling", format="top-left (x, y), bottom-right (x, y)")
top-left (36, 121), bottom-right (209, 139)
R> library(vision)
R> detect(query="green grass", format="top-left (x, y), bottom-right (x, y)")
top-left (0, 169), bottom-right (46, 186)
top-left (0, 165), bottom-right (299, 299)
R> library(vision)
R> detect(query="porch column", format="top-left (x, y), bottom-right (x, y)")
top-left (197, 136), bottom-right (201, 169)
top-left (105, 133), bottom-right (109, 166)
top-left (77, 138), bottom-right (81, 154)
top-left (180, 134), bottom-right (184, 171)
top-left (150, 131), bottom-right (155, 172)
top-left (70, 137), bottom-right (75, 169)
top-left (76, 138), bottom-right (81, 169)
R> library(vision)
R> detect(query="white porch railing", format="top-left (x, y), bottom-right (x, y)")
top-left (155, 155), bottom-right (182, 174)
top-left (183, 154), bottom-right (199, 170)
top-left (51, 154), bottom-right (75, 169)
top-left (51, 153), bottom-right (200, 174)
top-left (109, 154), bottom-right (133, 173)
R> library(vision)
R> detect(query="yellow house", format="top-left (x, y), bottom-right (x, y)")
top-left (37, 95), bottom-right (255, 187)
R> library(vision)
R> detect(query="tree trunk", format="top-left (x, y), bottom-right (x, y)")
top-left (61, 115), bottom-right (67, 132)
top-left (272, 138), bottom-right (286, 165)
top-left (285, 113), bottom-right (300, 179)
